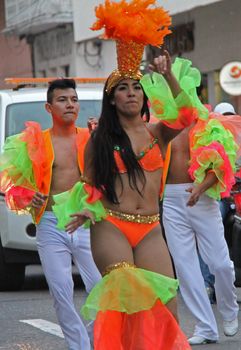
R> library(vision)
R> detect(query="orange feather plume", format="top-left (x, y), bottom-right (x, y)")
top-left (91, 0), bottom-right (172, 47)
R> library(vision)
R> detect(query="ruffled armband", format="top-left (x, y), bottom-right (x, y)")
top-left (52, 181), bottom-right (106, 230)
top-left (140, 57), bottom-right (209, 129)
top-left (188, 119), bottom-right (238, 199)
top-left (0, 121), bottom-right (47, 213)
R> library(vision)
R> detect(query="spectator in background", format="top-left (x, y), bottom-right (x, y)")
top-left (214, 102), bottom-right (236, 116)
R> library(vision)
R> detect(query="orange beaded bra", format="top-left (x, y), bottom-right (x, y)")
top-left (114, 130), bottom-right (164, 173)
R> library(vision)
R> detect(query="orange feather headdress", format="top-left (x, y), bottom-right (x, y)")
top-left (91, 0), bottom-right (172, 94)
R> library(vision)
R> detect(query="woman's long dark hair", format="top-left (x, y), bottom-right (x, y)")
top-left (91, 79), bottom-right (150, 204)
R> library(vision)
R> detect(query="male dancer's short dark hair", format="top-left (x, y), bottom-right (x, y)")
top-left (47, 79), bottom-right (76, 103)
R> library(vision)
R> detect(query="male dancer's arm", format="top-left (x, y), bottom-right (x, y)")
top-left (186, 171), bottom-right (218, 207)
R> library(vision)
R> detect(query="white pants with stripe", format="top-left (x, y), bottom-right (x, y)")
top-left (163, 183), bottom-right (238, 340)
top-left (36, 211), bottom-right (101, 350)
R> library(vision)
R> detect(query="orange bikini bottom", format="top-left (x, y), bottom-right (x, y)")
top-left (105, 209), bottom-right (160, 247)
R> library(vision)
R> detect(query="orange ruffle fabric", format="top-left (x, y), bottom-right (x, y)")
top-left (161, 106), bottom-right (197, 129)
top-left (188, 141), bottom-right (235, 198)
top-left (21, 121), bottom-right (47, 192)
top-left (5, 186), bottom-right (35, 212)
top-left (94, 300), bottom-right (191, 350)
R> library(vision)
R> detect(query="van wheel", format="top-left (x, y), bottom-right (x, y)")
top-left (0, 239), bottom-right (25, 291)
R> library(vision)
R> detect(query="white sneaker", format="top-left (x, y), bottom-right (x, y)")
top-left (223, 318), bottom-right (238, 336)
top-left (188, 336), bottom-right (217, 345)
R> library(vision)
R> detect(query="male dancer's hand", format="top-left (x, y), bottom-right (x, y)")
top-left (186, 186), bottom-right (201, 206)
top-left (87, 117), bottom-right (98, 133)
top-left (65, 209), bottom-right (96, 234)
top-left (31, 192), bottom-right (48, 208)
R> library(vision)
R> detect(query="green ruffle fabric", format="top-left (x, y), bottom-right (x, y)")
top-left (52, 181), bottom-right (106, 230)
top-left (190, 147), bottom-right (230, 200)
top-left (0, 133), bottom-right (36, 191)
top-left (140, 57), bottom-right (209, 122)
top-left (81, 266), bottom-right (178, 321)
top-left (192, 119), bottom-right (238, 170)
top-left (189, 118), bottom-right (239, 199)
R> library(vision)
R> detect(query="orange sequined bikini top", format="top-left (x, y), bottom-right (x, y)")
top-left (114, 130), bottom-right (164, 173)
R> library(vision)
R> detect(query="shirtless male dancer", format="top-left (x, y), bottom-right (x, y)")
top-left (0, 78), bottom-right (101, 350)
top-left (162, 123), bottom-right (239, 345)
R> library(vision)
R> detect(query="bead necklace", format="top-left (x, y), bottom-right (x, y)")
top-left (114, 137), bottom-right (158, 160)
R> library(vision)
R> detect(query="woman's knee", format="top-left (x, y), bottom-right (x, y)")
top-left (166, 297), bottom-right (178, 322)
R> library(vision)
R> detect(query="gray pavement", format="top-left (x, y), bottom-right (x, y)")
top-left (179, 289), bottom-right (241, 349)
top-left (1, 266), bottom-right (241, 349)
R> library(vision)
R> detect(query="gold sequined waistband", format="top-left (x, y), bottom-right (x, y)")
top-left (106, 209), bottom-right (160, 224)
top-left (103, 261), bottom-right (136, 276)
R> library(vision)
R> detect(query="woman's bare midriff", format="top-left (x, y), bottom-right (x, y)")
top-left (102, 169), bottom-right (162, 215)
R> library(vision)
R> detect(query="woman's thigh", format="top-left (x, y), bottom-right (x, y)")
top-left (90, 220), bottom-right (134, 275)
top-left (134, 224), bottom-right (178, 319)
top-left (134, 224), bottom-right (175, 278)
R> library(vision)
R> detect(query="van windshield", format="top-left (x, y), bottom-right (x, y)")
top-left (5, 100), bottom-right (102, 137)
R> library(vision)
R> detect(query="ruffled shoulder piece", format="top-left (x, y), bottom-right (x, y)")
top-left (0, 121), bottom-right (47, 212)
top-left (140, 57), bottom-right (209, 129)
top-left (21, 121), bottom-right (48, 191)
top-left (52, 181), bottom-right (106, 230)
top-left (210, 113), bottom-right (241, 159)
top-left (189, 116), bottom-right (239, 199)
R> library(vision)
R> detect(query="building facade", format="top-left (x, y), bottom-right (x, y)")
top-left (0, 0), bottom-right (32, 89)
top-left (72, 0), bottom-right (241, 112)
top-left (2, 0), bottom-right (241, 111)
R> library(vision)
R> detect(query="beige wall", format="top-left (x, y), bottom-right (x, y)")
top-left (171, 0), bottom-right (241, 111)
top-left (0, 0), bottom-right (32, 89)
top-left (172, 0), bottom-right (241, 72)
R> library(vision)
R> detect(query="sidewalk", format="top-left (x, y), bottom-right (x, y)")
top-left (179, 288), bottom-right (241, 350)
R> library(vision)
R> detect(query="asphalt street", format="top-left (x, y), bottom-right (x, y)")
top-left (1, 266), bottom-right (241, 350)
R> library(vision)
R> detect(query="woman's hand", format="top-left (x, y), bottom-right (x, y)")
top-left (31, 192), bottom-right (48, 209)
top-left (65, 209), bottom-right (96, 233)
top-left (148, 50), bottom-right (172, 77)
top-left (149, 50), bottom-right (180, 97)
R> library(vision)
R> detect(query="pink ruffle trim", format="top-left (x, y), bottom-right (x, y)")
top-left (5, 186), bottom-right (35, 210)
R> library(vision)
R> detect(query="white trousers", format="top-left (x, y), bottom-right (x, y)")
top-left (163, 184), bottom-right (239, 340)
top-left (36, 211), bottom-right (101, 350)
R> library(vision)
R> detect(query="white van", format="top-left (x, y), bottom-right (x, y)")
top-left (0, 81), bottom-right (103, 290)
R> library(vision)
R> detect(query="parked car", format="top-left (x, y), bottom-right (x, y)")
top-left (0, 79), bottom-right (104, 290)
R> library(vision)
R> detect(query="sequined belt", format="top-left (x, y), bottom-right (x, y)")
top-left (103, 261), bottom-right (136, 276)
top-left (106, 208), bottom-right (160, 224)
